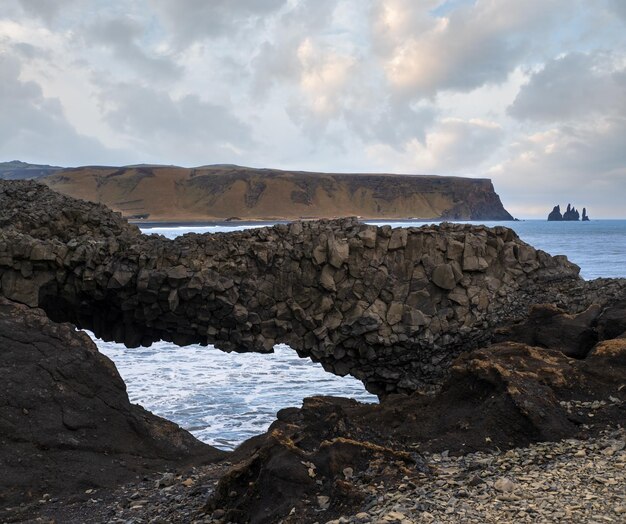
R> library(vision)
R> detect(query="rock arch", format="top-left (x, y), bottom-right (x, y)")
top-left (1, 181), bottom-right (584, 394)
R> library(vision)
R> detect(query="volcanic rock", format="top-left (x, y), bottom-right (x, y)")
top-left (0, 180), bottom-right (599, 395)
top-left (548, 205), bottom-right (563, 221)
top-left (0, 297), bottom-right (225, 506)
top-left (206, 336), bottom-right (626, 523)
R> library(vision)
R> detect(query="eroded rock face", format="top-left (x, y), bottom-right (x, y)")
top-left (1, 180), bottom-right (623, 394)
top-left (0, 297), bottom-right (225, 505)
top-left (206, 297), bottom-right (626, 524)
top-left (206, 335), bottom-right (626, 524)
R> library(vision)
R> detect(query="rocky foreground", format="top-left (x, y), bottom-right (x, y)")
top-left (8, 427), bottom-right (624, 523)
top-left (0, 179), bottom-right (625, 523)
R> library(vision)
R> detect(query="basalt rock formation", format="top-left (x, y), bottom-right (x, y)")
top-left (0, 180), bottom-right (594, 395)
top-left (548, 203), bottom-right (587, 221)
top-left (207, 308), bottom-right (626, 524)
top-left (563, 203), bottom-right (581, 221)
top-left (0, 296), bottom-right (225, 506)
top-left (42, 163), bottom-right (514, 221)
top-left (548, 205), bottom-right (563, 221)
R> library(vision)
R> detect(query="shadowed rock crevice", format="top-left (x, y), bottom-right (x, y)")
top-left (1, 180), bottom-right (624, 395)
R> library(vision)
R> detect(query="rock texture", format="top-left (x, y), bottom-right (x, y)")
top-left (0, 181), bottom-right (597, 395)
top-left (42, 164), bottom-right (514, 221)
top-left (547, 205), bottom-right (563, 221)
top-left (0, 297), bottom-right (226, 506)
top-left (206, 324), bottom-right (626, 523)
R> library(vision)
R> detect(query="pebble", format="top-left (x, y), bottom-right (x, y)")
top-left (339, 427), bottom-right (626, 524)
top-left (5, 427), bottom-right (625, 524)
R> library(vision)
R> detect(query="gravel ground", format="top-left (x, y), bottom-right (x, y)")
top-left (333, 427), bottom-right (626, 524)
top-left (5, 426), bottom-right (625, 524)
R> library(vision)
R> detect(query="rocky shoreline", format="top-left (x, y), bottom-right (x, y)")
top-left (0, 179), bottom-right (625, 523)
top-left (3, 425), bottom-right (624, 523)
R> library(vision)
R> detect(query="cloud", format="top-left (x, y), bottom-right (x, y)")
top-left (373, 0), bottom-right (570, 98)
top-left (508, 52), bottom-right (626, 122)
top-left (150, 0), bottom-right (287, 47)
top-left (367, 118), bottom-right (504, 173)
top-left (97, 81), bottom-right (254, 164)
top-left (79, 16), bottom-right (183, 81)
top-left (487, 117), bottom-right (626, 217)
top-left (251, 0), bottom-right (341, 97)
top-left (609, 0), bottom-right (626, 22)
top-left (10, 41), bottom-right (51, 60)
top-left (0, 52), bottom-right (124, 165)
top-left (14, 0), bottom-right (80, 24)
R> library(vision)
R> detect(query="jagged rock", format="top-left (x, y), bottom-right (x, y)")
top-left (563, 203), bottom-right (580, 221)
top-left (548, 203), bottom-right (588, 221)
top-left (206, 336), bottom-right (626, 523)
top-left (1, 180), bottom-right (623, 395)
top-left (548, 205), bottom-right (562, 221)
top-left (582, 207), bottom-right (590, 221)
top-left (0, 297), bottom-right (225, 506)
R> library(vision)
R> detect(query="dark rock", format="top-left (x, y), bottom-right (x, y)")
top-left (0, 297), bottom-right (226, 506)
top-left (493, 303), bottom-right (601, 358)
top-left (547, 205), bottom-right (563, 221)
top-left (582, 207), bottom-right (590, 221)
top-left (206, 338), bottom-right (626, 523)
top-left (563, 203), bottom-right (580, 221)
top-left (548, 203), bottom-right (588, 221)
top-left (1, 180), bottom-right (623, 395)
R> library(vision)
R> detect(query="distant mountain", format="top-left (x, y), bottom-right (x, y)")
top-left (40, 164), bottom-right (514, 222)
top-left (0, 160), bottom-right (63, 180)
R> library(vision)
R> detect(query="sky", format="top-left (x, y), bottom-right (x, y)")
top-left (1, 0), bottom-right (625, 218)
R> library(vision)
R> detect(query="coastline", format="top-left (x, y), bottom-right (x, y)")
top-left (1, 180), bottom-right (625, 523)
top-left (131, 217), bottom-right (521, 229)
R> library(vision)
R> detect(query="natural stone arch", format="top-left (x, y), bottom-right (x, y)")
top-left (0, 180), bottom-right (588, 395)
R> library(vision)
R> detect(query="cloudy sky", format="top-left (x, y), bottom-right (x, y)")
top-left (1, 0), bottom-right (625, 217)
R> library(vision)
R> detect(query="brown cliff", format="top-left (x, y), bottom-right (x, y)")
top-left (42, 164), bottom-right (513, 221)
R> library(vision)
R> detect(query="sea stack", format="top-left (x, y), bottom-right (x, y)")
top-left (563, 204), bottom-right (580, 221)
top-left (547, 203), bottom-right (588, 221)
top-left (548, 205), bottom-right (563, 221)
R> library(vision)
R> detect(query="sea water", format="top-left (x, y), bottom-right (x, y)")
top-left (96, 220), bottom-right (626, 449)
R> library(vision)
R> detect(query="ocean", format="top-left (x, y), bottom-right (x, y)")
top-left (96, 220), bottom-right (626, 450)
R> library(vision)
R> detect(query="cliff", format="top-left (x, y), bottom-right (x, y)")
top-left (42, 164), bottom-right (513, 221)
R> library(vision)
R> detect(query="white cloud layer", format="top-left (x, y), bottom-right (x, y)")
top-left (1, 0), bottom-right (625, 216)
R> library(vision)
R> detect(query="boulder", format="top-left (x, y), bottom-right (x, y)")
top-left (493, 303), bottom-right (601, 358)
